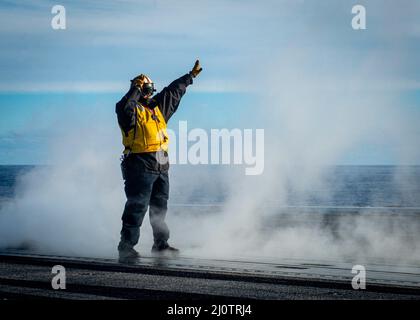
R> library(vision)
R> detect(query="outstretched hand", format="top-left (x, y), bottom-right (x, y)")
top-left (190, 59), bottom-right (203, 78)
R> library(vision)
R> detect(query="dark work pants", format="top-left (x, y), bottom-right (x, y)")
top-left (118, 156), bottom-right (170, 251)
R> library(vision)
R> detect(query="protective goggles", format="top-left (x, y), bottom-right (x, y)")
top-left (141, 83), bottom-right (156, 96)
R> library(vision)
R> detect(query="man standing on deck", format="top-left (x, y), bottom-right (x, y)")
top-left (115, 60), bottom-right (203, 263)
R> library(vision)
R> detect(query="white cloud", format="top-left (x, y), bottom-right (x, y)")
top-left (0, 78), bottom-right (251, 93)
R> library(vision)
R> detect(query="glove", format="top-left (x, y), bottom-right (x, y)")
top-left (190, 59), bottom-right (203, 78)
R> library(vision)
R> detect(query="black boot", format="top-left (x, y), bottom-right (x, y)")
top-left (118, 243), bottom-right (140, 264)
top-left (151, 243), bottom-right (180, 257)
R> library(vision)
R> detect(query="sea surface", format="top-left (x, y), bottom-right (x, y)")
top-left (0, 165), bottom-right (420, 209)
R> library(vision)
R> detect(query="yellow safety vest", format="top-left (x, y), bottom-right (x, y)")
top-left (121, 103), bottom-right (169, 154)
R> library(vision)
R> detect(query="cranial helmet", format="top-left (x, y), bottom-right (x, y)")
top-left (131, 74), bottom-right (156, 97)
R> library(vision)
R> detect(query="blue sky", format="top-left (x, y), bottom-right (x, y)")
top-left (0, 0), bottom-right (419, 165)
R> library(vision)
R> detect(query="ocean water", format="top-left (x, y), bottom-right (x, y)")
top-left (0, 165), bottom-right (35, 203)
top-left (0, 165), bottom-right (419, 208)
top-left (1, 165), bottom-right (420, 262)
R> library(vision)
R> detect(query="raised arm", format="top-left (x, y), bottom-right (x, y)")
top-left (153, 60), bottom-right (203, 122)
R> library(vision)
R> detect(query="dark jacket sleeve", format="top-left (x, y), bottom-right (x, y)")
top-left (115, 87), bottom-right (142, 135)
top-left (152, 73), bottom-right (194, 122)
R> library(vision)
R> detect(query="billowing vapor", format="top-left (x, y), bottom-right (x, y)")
top-left (168, 44), bottom-right (420, 264)
top-left (0, 129), bottom-right (124, 257)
